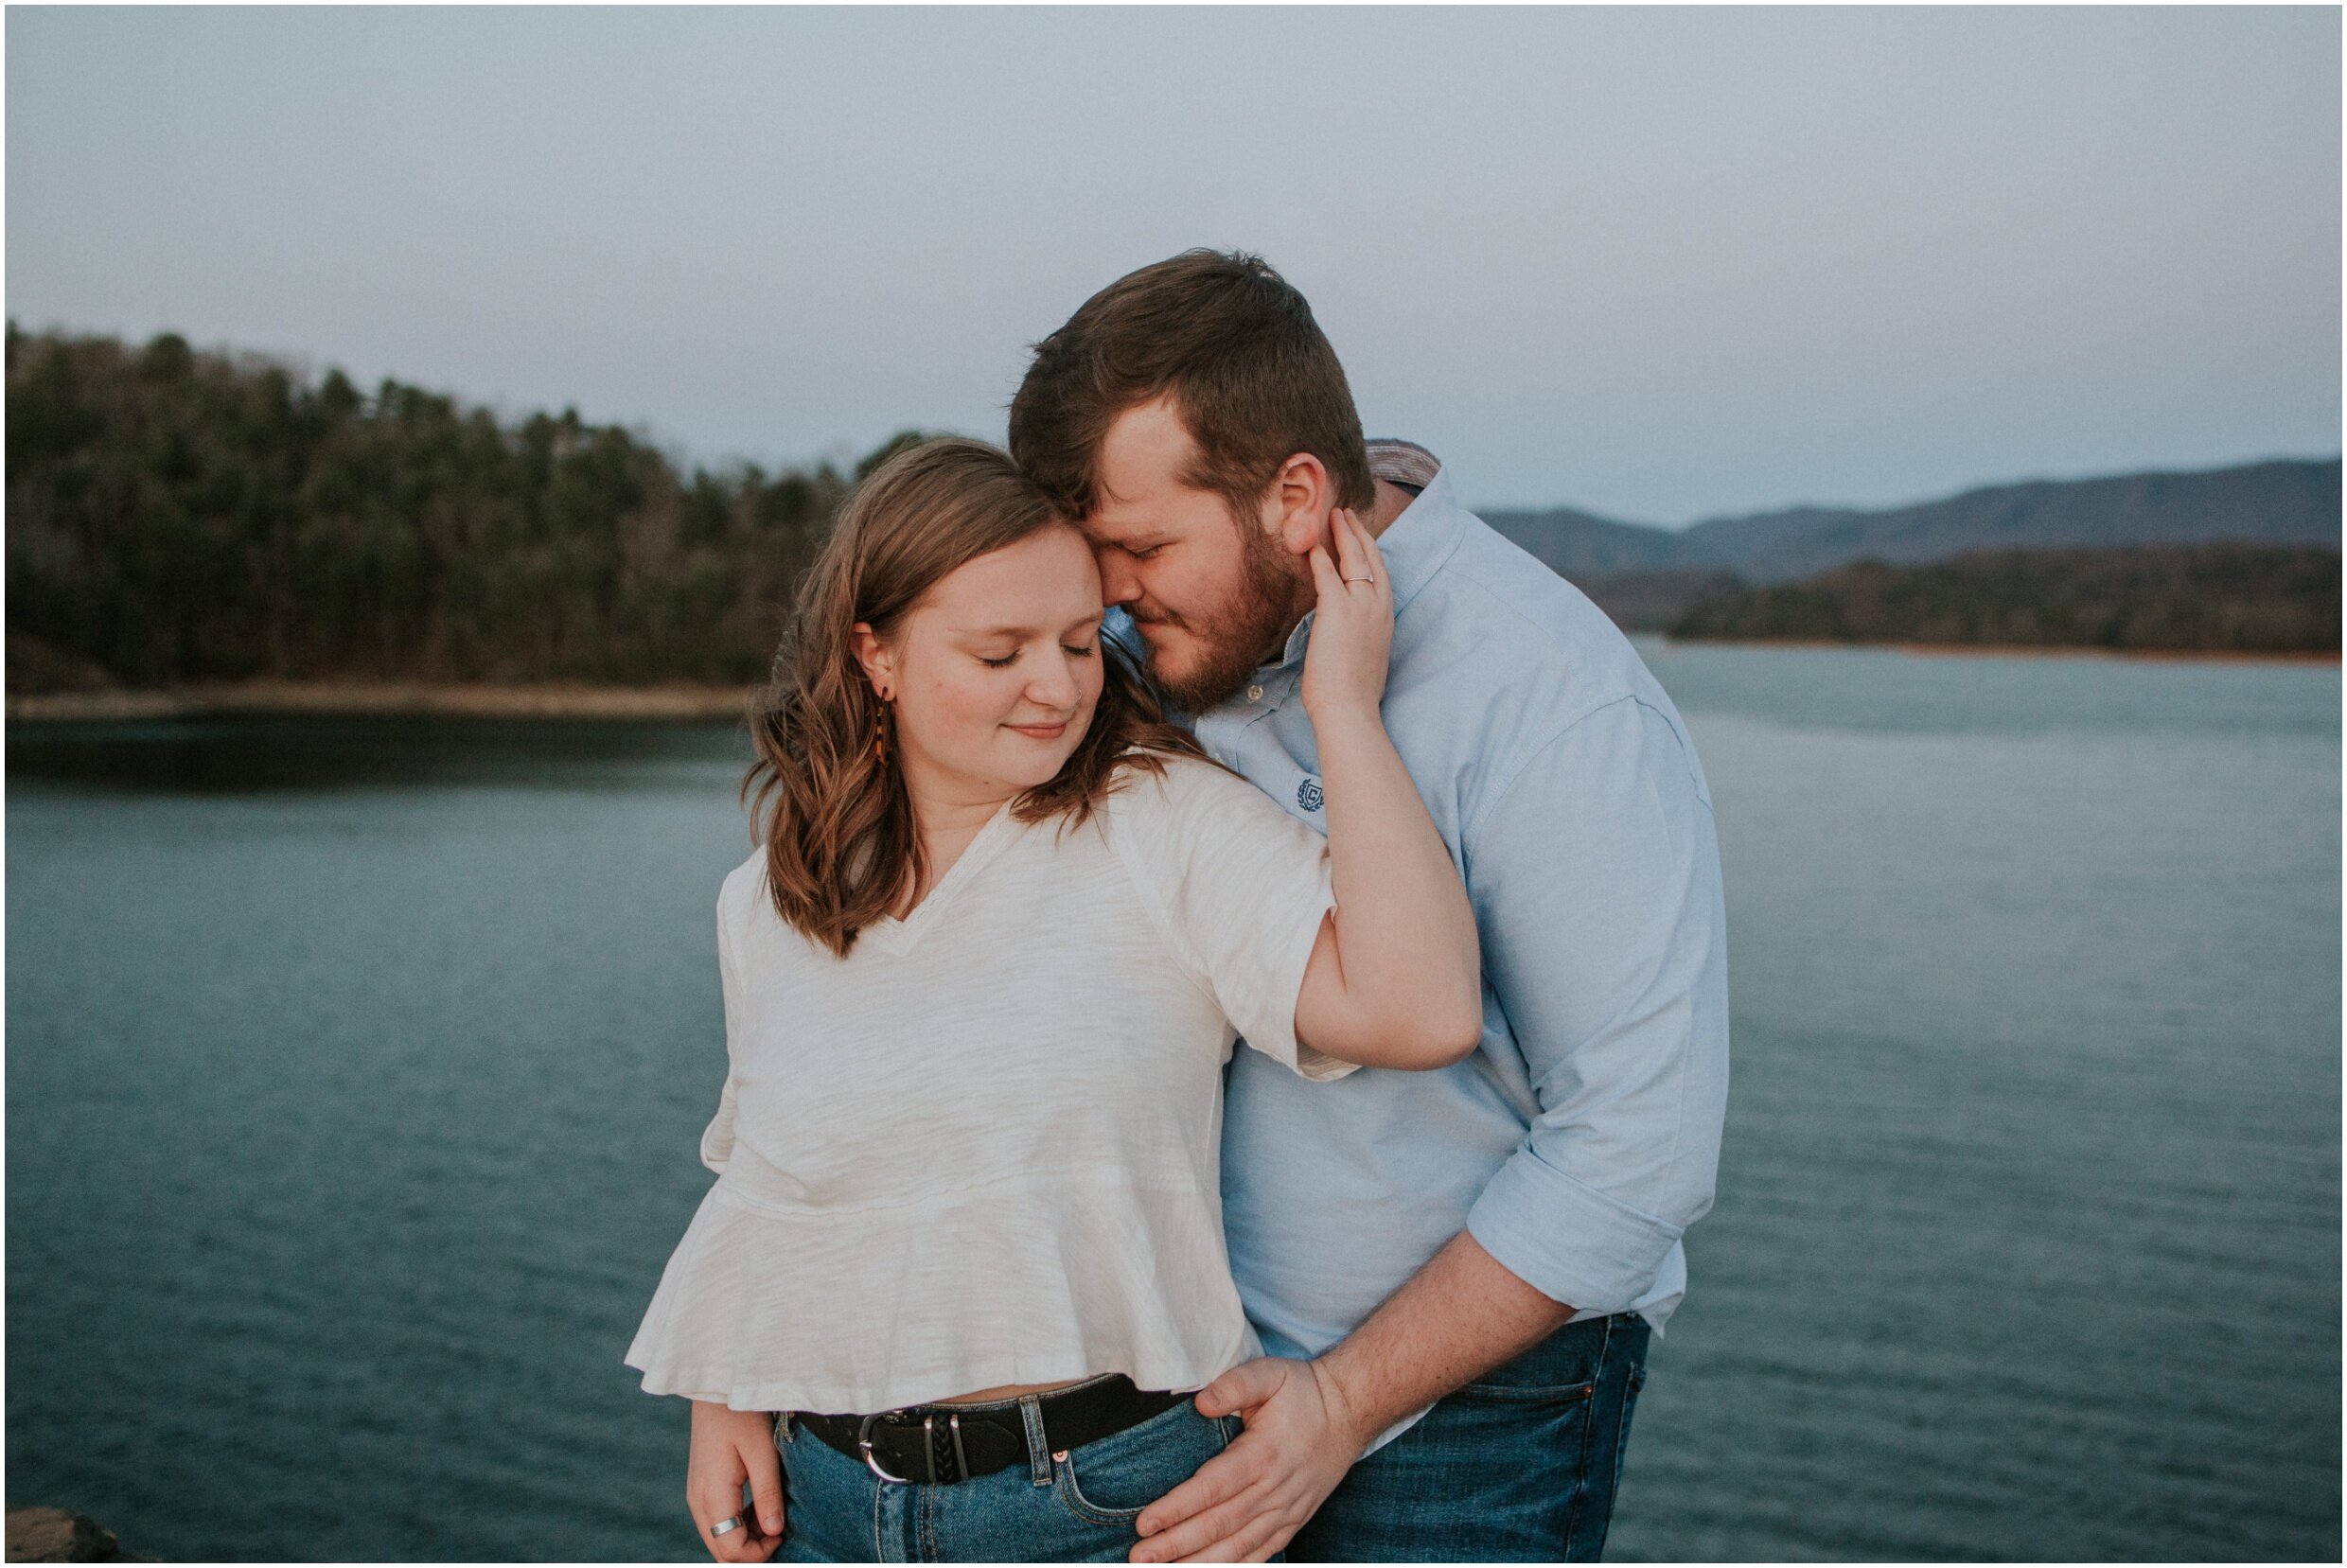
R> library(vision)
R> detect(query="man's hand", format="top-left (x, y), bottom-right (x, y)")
top-left (1128, 1357), bottom-right (1368, 1564)
top-left (1130, 1235), bottom-right (1579, 1562)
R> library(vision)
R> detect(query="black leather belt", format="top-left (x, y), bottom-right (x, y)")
top-left (792, 1375), bottom-right (1185, 1486)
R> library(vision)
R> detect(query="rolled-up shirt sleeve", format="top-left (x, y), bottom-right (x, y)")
top-left (1461, 696), bottom-right (1730, 1313)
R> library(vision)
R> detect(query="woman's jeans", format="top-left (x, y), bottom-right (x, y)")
top-left (773, 1383), bottom-right (1241, 1563)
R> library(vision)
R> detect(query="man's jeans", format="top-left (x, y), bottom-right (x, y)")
top-left (1291, 1313), bottom-right (1651, 1562)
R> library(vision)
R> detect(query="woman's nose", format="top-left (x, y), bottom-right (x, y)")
top-left (1028, 654), bottom-right (1081, 710)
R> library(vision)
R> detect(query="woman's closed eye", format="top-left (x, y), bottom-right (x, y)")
top-left (979, 643), bottom-right (1096, 669)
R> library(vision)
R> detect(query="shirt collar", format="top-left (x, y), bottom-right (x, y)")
top-left (1268, 440), bottom-right (1467, 671)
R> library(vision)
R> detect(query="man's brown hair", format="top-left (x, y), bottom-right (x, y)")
top-left (1008, 249), bottom-right (1376, 522)
top-left (739, 437), bottom-right (1206, 957)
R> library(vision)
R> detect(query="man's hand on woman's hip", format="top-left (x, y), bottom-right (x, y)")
top-left (1128, 1357), bottom-right (1368, 1564)
top-left (1131, 1232), bottom-right (1583, 1561)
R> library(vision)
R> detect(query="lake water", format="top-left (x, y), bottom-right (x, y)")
top-left (7, 645), bottom-right (2339, 1561)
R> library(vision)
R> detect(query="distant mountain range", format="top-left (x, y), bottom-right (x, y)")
top-left (1479, 456), bottom-right (2341, 631)
top-left (1484, 456), bottom-right (2341, 583)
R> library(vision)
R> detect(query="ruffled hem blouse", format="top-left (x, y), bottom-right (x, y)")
top-left (625, 752), bottom-right (1347, 1415)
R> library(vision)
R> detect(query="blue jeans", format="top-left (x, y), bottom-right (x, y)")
top-left (1289, 1313), bottom-right (1651, 1562)
top-left (773, 1382), bottom-right (1244, 1563)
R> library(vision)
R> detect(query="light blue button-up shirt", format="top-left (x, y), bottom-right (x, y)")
top-left (1175, 442), bottom-right (1730, 1367)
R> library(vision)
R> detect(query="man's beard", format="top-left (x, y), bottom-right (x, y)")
top-left (1133, 509), bottom-right (1306, 714)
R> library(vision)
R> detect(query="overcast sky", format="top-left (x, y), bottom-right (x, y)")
top-left (8, 6), bottom-right (2338, 524)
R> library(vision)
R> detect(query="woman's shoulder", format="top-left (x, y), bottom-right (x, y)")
top-left (715, 847), bottom-right (780, 943)
top-left (1098, 749), bottom-right (1309, 861)
top-left (1110, 745), bottom-right (1271, 803)
top-left (718, 846), bottom-right (766, 907)
top-left (1101, 748), bottom-right (1261, 826)
top-left (715, 847), bottom-right (862, 972)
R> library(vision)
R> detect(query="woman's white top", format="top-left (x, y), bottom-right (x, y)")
top-left (624, 753), bottom-right (1349, 1415)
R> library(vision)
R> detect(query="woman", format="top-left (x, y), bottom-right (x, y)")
top-left (625, 438), bottom-right (1482, 1563)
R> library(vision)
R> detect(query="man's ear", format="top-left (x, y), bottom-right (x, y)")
top-left (1265, 453), bottom-right (1332, 558)
top-left (850, 622), bottom-right (895, 697)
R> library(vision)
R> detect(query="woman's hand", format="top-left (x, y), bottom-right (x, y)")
top-left (1299, 509), bottom-right (1395, 722)
top-left (1291, 505), bottom-right (1487, 1072)
top-left (687, 1399), bottom-right (785, 1562)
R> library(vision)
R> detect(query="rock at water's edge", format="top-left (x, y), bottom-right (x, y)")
top-left (5, 1508), bottom-right (153, 1562)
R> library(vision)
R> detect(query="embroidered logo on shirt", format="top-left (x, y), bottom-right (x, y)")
top-left (1297, 778), bottom-right (1324, 813)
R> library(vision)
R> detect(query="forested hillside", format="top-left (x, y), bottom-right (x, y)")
top-left (10, 326), bottom-right (2339, 688)
top-left (1668, 544), bottom-right (2341, 654)
top-left (7, 326), bottom-right (918, 687)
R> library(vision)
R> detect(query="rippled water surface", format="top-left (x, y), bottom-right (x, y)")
top-left (8, 645), bottom-right (2339, 1560)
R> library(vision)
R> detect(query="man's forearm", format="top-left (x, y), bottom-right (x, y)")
top-left (1315, 1229), bottom-right (1579, 1444)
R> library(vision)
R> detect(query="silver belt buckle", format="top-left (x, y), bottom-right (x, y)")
top-left (858, 1413), bottom-right (914, 1484)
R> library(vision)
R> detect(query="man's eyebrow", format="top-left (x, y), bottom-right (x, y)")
top-left (1091, 526), bottom-right (1165, 551)
top-left (1082, 508), bottom-right (1153, 542)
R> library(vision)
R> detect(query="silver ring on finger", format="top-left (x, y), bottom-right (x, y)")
top-left (710, 1514), bottom-right (744, 1538)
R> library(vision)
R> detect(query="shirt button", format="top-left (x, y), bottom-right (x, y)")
top-left (1246, 684), bottom-right (1263, 703)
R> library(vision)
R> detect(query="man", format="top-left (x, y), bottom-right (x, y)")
top-left (1007, 250), bottom-right (1729, 1563)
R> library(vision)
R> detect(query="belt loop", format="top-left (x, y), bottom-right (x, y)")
top-left (774, 1411), bottom-right (795, 1448)
top-left (1019, 1396), bottom-right (1052, 1487)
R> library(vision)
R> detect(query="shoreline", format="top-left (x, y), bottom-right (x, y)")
top-left (6, 680), bottom-right (762, 726)
top-left (1652, 638), bottom-right (2339, 666)
top-left (7, 641), bottom-right (2338, 726)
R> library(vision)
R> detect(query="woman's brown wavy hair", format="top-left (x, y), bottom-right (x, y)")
top-left (741, 436), bottom-right (1208, 957)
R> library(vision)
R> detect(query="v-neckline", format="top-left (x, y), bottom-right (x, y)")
top-left (866, 797), bottom-right (1022, 956)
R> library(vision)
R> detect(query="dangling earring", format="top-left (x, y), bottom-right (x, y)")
top-left (871, 690), bottom-right (891, 766)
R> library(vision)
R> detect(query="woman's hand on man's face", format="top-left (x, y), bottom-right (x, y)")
top-left (687, 1399), bottom-right (785, 1562)
top-left (1298, 509), bottom-right (1395, 724)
